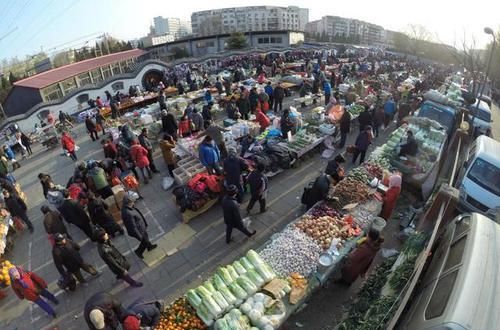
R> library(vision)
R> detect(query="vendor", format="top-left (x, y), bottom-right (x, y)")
top-left (304, 174), bottom-right (333, 210)
top-left (255, 107), bottom-right (270, 132)
top-left (198, 136), bottom-right (222, 175)
top-left (380, 174), bottom-right (402, 220)
top-left (280, 109), bottom-right (295, 139)
top-left (399, 130), bottom-right (418, 157)
top-left (325, 154), bottom-right (346, 184)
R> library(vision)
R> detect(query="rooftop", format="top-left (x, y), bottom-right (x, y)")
top-left (14, 49), bottom-right (148, 89)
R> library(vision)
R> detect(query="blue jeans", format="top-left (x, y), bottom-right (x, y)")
top-left (34, 289), bottom-right (58, 316)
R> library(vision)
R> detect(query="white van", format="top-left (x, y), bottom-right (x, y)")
top-left (458, 135), bottom-right (500, 220)
top-left (398, 213), bottom-right (500, 330)
top-left (468, 100), bottom-right (492, 136)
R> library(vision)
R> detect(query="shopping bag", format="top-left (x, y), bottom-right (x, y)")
top-left (242, 217), bottom-right (252, 230)
top-left (162, 177), bottom-right (175, 191)
top-left (74, 145), bottom-right (80, 151)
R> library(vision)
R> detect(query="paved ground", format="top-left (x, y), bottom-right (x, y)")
top-left (0, 97), bottom-right (440, 330)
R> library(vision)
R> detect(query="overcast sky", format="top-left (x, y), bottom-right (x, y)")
top-left (0, 0), bottom-right (498, 60)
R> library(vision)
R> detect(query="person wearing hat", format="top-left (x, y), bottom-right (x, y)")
top-left (58, 189), bottom-right (95, 240)
top-left (122, 299), bottom-right (163, 330)
top-left (223, 148), bottom-right (248, 203)
top-left (352, 125), bottom-right (373, 165)
top-left (95, 227), bottom-right (143, 287)
top-left (222, 184), bottom-right (256, 244)
top-left (121, 192), bottom-right (157, 259)
top-left (84, 291), bottom-right (126, 330)
top-left (52, 233), bottom-right (99, 285)
top-left (9, 266), bottom-right (59, 318)
top-left (3, 189), bottom-right (33, 233)
top-left (41, 205), bottom-right (71, 244)
top-left (87, 191), bottom-right (124, 237)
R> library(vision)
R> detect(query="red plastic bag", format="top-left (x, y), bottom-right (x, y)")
top-left (111, 176), bottom-right (121, 187)
top-left (123, 175), bottom-right (139, 189)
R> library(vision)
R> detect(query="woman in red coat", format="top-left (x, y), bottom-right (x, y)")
top-left (380, 174), bottom-right (402, 220)
top-left (9, 266), bottom-right (59, 317)
top-left (130, 140), bottom-right (152, 184)
top-left (255, 107), bottom-right (270, 132)
top-left (178, 115), bottom-right (192, 138)
top-left (341, 229), bottom-right (384, 284)
top-left (61, 132), bottom-right (77, 161)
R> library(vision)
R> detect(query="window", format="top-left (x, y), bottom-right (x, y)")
top-left (425, 271), bottom-right (458, 319)
top-left (111, 64), bottom-right (121, 75)
top-left (444, 236), bottom-right (467, 271)
top-left (41, 84), bottom-right (63, 102)
top-left (76, 94), bottom-right (89, 104)
top-left (453, 216), bottom-right (470, 240)
top-left (91, 69), bottom-right (103, 83)
top-left (258, 37), bottom-right (270, 44)
top-left (101, 66), bottom-right (112, 80)
top-left (111, 82), bottom-right (124, 92)
top-left (76, 72), bottom-right (92, 87)
top-left (60, 77), bottom-right (77, 95)
top-left (467, 158), bottom-right (500, 196)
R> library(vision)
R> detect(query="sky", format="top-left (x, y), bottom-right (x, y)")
top-left (0, 0), bottom-right (499, 61)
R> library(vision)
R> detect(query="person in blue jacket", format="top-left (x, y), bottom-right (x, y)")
top-left (383, 96), bottom-right (397, 128)
top-left (198, 136), bottom-right (221, 175)
top-left (2, 145), bottom-right (20, 170)
top-left (323, 81), bottom-right (332, 105)
top-left (204, 90), bottom-right (213, 104)
top-left (264, 81), bottom-right (274, 110)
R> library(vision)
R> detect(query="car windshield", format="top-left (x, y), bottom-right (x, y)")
top-left (467, 158), bottom-right (500, 196)
top-left (419, 105), bottom-right (455, 134)
top-left (471, 107), bottom-right (491, 122)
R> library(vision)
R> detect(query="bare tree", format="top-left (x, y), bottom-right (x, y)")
top-left (450, 32), bottom-right (485, 95)
top-left (404, 24), bottom-right (432, 56)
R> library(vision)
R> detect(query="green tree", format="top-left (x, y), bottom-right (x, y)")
top-left (8, 72), bottom-right (17, 84)
top-left (1, 75), bottom-right (10, 89)
top-left (171, 47), bottom-right (189, 59)
top-left (226, 32), bottom-right (247, 50)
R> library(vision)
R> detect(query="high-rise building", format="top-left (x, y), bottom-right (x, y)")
top-left (153, 17), bottom-right (191, 38)
top-left (191, 6), bottom-right (309, 36)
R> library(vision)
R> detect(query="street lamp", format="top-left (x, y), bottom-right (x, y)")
top-left (471, 27), bottom-right (496, 136)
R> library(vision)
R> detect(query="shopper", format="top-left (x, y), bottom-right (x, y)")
top-left (95, 109), bottom-right (106, 134)
top-left (87, 192), bottom-right (124, 237)
top-left (41, 205), bottom-right (71, 242)
top-left (58, 190), bottom-right (95, 240)
top-left (223, 185), bottom-right (256, 244)
top-left (338, 110), bottom-right (351, 149)
top-left (265, 81), bottom-right (274, 110)
top-left (255, 107), bottom-right (270, 132)
top-left (86, 116), bottom-right (99, 141)
top-left (358, 106), bottom-right (372, 132)
top-left (246, 163), bottom-right (268, 214)
top-left (190, 108), bottom-right (204, 134)
top-left (158, 90), bottom-right (167, 110)
top-left (178, 115), bottom-right (192, 138)
top-left (95, 228), bottom-right (143, 287)
top-left (159, 134), bottom-right (176, 177)
top-left (273, 82), bottom-right (285, 113)
top-left (202, 102), bottom-right (213, 129)
top-left (52, 233), bottom-right (99, 284)
top-left (249, 87), bottom-right (259, 113)
top-left (383, 96), bottom-right (396, 128)
top-left (87, 163), bottom-right (114, 199)
top-left (84, 291), bottom-right (127, 330)
top-left (341, 229), bottom-right (384, 285)
top-left (201, 121), bottom-right (229, 159)
top-left (121, 193), bottom-right (157, 259)
top-left (352, 125), bottom-right (373, 165)
top-left (102, 139), bottom-right (118, 159)
top-left (161, 110), bottom-right (178, 140)
top-left (372, 103), bottom-right (384, 138)
top-left (20, 132), bottom-right (33, 156)
top-left (304, 174), bottom-right (333, 210)
top-left (323, 81), bottom-right (332, 105)
top-left (325, 154), bottom-right (346, 184)
top-left (61, 132), bottom-right (77, 161)
top-left (130, 140), bottom-right (152, 184)
top-left (380, 174), bottom-right (402, 220)
top-left (223, 148), bottom-right (248, 203)
top-left (138, 128), bottom-right (159, 173)
top-left (199, 136), bottom-right (221, 175)
top-left (122, 299), bottom-right (163, 330)
top-left (9, 266), bottom-right (59, 318)
top-left (237, 93), bottom-right (251, 120)
top-left (3, 189), bottom-right (33, 233)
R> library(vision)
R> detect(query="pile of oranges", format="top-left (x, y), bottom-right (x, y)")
top-left (155, 297), bottom-right (207, 330)
top-left (0, 260), bottom-right (13, 287)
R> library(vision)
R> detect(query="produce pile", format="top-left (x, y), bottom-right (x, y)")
top-left (238, 293), bottom-right (287, 330)
top-left (328, 178), bottom-right (373, 209)
top-left (156, 298), bottom-right (207, 330)
top-left (346, 104), bottom-right (364, 117)
top-left (260, 228), bottom-right (322, 277)
top-left (0, 260), bottom-right (13, 287)
top-left (186, 250), bottom-right (277, 326)
top-left (363, 162), bottom-right (384, 180)
top-left (346, 167), bottom-right (370, 184)
top-left (0, 209), bottom-right (11, 255)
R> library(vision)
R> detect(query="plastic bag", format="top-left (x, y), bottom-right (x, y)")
top-left (242, 217), bottom-right (252, 230)
top-left (162, 177), bottom-right (175, 191)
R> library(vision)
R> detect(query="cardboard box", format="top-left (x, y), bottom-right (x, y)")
top-left (111, 185), bottom-right (126, 208)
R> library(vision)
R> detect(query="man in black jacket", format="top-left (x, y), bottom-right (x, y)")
top-left (158, 90), bottom-right (167, 110)
top-left (41, 205), bottom-right (71, 239)
top-left (85, 116), bottom-right (98, 141)
top-left (138, 128), bottom-right (159, 173)
top-left (122, 299), bottom-right (163, 330)
top-left (3, 190), bottom-right (33, 232)
top-left (95, 228), bottom-right (143, 287)
top-left (87, 192), bottom-right (124, 237)
top-left (84, 291), bottom-right (127, 330)
top-left (121, 193), bottom-right (157, 259)
top-left (58, 190), bottom-right (94, 240)
top-left (161, 110), bottom-right (178, 140)
top-left (52, 234), bottom-right (99, 284)
top-left (223, 148), bottom-right (248, 203)
top-left (338, 110), bottom-right (351, 149)
top-left (357, 106), bottom-right (372, 132)
top-left (273, 82), bottom-right (285, 113)
top-left (246, 163), bottom-right (268, 214)
top-left (222, 185), bottom-right (256, 244)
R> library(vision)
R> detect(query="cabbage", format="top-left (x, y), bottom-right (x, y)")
top-left (233, 260), bottom-right (247, 275)
top-left (246, 249), bottom-right (264, 266)
top-left (196, 302), bottom-right (214, 326)
top-left (219, 286), bottom-right (237, 306)
top-left (236, 276), bottom-right (258, 295)
top-left (186, 289), bottom-right (202, 307)
top-left (246, 269), bottom-right (265, 287)
top-left (196, 286), bottom-right (212, 300)
top-left (212, 291), bottom-right (230, 311)
top-left (212, 274), bottom-right (227, 291)
top-left (226, 265), bottom-right (239, 281)
top-left (202, 295), bottom-right (223, 318)
top-left (240, 257), bottom-right (255, 270)
top-left (217, 267), bottom-right (234, 285)
top-left (254, 263), bottom-right (275, 282)
top-left (229, 282), bottom-right (248, 300)
top-left (214, 318), bottom-right (229, 330)
top-left (203, 280), bottom-right (216, 294)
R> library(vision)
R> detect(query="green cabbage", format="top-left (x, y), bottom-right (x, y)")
top-left (229, 282), bottom-right (248, 300)
top-left (186, 289), bottom-right (202, 307)
top-left (240, 257), bottom-right (255, 270)
top-left (232, 260), bottom-right (247, 275)
top-left (212, 274), bottom-right (227, 291)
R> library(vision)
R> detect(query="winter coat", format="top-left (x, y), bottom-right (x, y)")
top-left (280, 115), bottom-right (294, 135)
top-left (202, 105), bottom-right (212, 122)
top-left (255, 110), bottom-right (270, 130)
top-left (161, 113), bottom-right (178, 135)
top-left (178, 119), bottom-right (192, 137)
top-left (89, 166), bottom-right (109, 190)
top-left (159, 140), bottom-right (176, 165)
top-left (11, 270), bottom-right (48, 302)
top-left (358, 110), bottom-right (372, 130)
top-left (138, 133), bottom-right (153, 152)
top-left (103, 142), bottom-right (118, 159)
top-left (305, 174), bottom-right (331, 209)
top-left (97, 240), bottom-right (130, 276)
top-left (86, 118), bottom-right (96, 131)
top-left (121, 206), bottom-right (148, 241)
top-left (339, 111), bottom-right (351, 133)
top-left (191, 112), bottom-right (204, 131)
top-left (130, 143), bottom-right (150, 168)
top-left (264, 85), bottom-right (273, 97)
top-left (222, 195), bottom-right (243, 226)
top-left (43, 210), bottom-right (68, 235)
top-left (204, 125), bottom-right (225, 145)
top-left (355, 131), bottom-right (372, 151)
top-left (4, 195), bottom-right (27, 217)
top-left (84, 292), bottom-right (126, 330)
top-left (380, 186), bottom-right (401, 220)
top-left (88, 197), bottom-right (115, 227)
top-left (237, 97), bottom-right (250, 116)
top-left (249, 90), bottom-right (259, 109)
top-left (384, 100), bottom-right (396, 115)
top-left (61, 134), bottom-right (76, 152)
top-left (52, 239), bottom-right (85, 274)
top-left (199, 143), bottom-right (220, 167)
top-left (226, 103), bottom-right (239, 120)
top-left (323, 81), bottom-right (332, 95)
top-left (58, 199), bottom-right (92, 228)
top-left (341, 238), bottom-right (383, 284)
top-left (247, 170), bottom-right (268, 198)
top-left (223, 155), bottom-right (247, 185)
top-left (273, 86), bottom-right (285, 101)
top-left (125, 300), bottom-right (161, 327)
